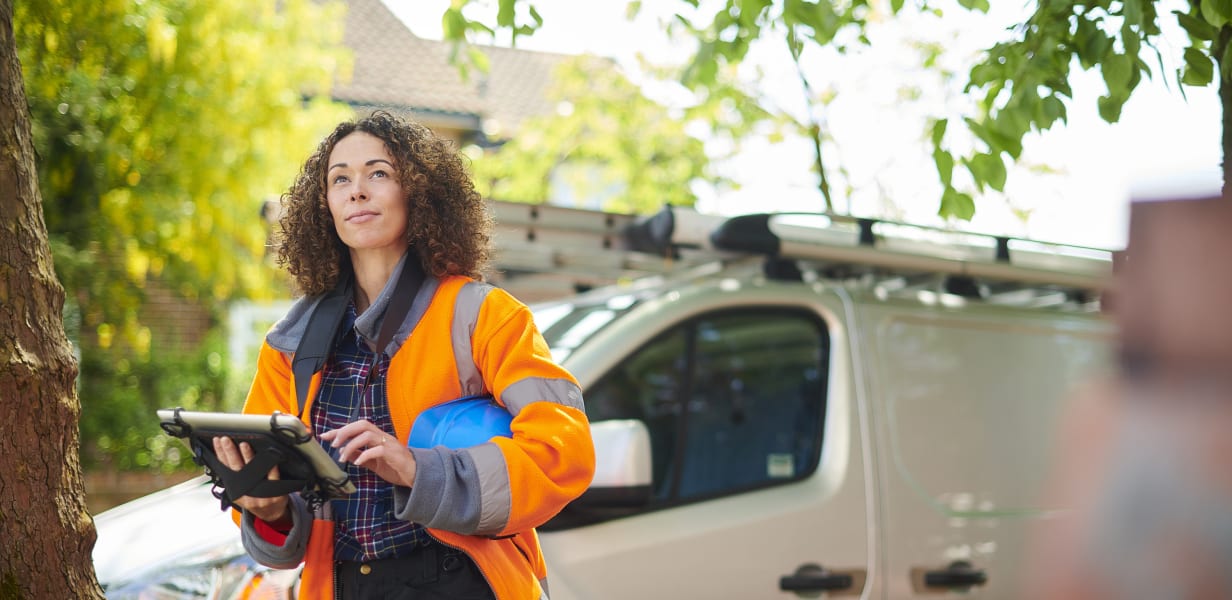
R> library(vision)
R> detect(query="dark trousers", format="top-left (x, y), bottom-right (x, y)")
top-left (336, 539), bottom-right (496, 600)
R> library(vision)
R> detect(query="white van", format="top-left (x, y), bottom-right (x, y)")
top-left (94, 204), bottom-right (1114, 599)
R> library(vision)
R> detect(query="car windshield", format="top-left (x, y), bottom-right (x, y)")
top-left (531, 290), bottom-right (645, 363)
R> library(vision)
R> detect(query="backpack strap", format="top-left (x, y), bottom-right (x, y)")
top-left (290, 256), bottom-right (426, 418)
top-left (291, 263), bottom-right (353, 419)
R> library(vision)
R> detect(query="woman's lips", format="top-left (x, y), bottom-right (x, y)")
top-left (347, 211), bottom-right (378, 223)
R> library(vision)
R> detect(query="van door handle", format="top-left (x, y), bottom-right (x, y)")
top-left (779, 563), bottom-right (854, 592)
top-left (922, 560), bottom-right (987, 588)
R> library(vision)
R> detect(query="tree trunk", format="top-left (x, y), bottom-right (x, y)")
top-left (0, 0), bottom-right (104, 597)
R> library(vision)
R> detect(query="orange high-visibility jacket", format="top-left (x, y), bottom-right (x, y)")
top-left (237, 272), bottom-right (595, 600)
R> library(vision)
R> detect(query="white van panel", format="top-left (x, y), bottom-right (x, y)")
top-left (859, 301), bottom-right (1112, 598)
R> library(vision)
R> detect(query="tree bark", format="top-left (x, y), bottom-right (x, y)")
top-left (0, 0), bottom-right (103, 597)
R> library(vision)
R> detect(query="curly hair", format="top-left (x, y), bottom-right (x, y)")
top-left (277, 111), bottom-right (493, 296)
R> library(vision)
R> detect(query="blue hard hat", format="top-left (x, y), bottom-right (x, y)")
top-left (408, 394), bottom-right (513, 450)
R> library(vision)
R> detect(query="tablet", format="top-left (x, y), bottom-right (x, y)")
top-left (158, 408), bottom-right (356, 501)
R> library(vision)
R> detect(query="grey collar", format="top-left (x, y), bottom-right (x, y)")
top-left (266, 252), bottom-right (439, 356)
top-left (352, 252), bottom-right (410, 348)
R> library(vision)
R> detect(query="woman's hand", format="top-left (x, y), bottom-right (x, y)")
top-left (320, 419), bottom-right (417, 488)
top-left (212, 436), bottom-right (291, 525)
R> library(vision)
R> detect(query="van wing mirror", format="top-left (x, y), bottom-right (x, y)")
top-left (543, 419), bottom-right (653, 530)
top-left (589, 418), bottom-right (652, 491)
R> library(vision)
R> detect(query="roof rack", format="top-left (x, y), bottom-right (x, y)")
top-left (621, 205), bottom-right (1114, 295)
top-left (487, 201), bottom-right (729, 301)
top-left (486, 200), bottom-right (1115, 302)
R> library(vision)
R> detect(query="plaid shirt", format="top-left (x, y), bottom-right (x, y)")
top-left (311, 303), bottom-right (427, 561)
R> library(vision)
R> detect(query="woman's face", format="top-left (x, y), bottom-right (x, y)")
top-left (325, 131), bottom-right (410, 257)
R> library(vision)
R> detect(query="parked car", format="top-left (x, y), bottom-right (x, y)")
top-left (94, 206), bottom-right (1114, 598)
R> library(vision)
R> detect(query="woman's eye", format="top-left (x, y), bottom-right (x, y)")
top-left (371, 170), bottom-right (388, 179)
top-left (331, 175), bottom-right (349, 185)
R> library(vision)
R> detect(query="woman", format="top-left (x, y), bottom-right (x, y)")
top-left (213, 111), bottom-right (595, 599)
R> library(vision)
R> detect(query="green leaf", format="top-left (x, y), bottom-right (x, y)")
top-left (1074, 18), bottom-right (1100, 69)
top-left (890, 0), bottom-right (905, 11)
top-left (963, 116), bottom-right (989, 145)
top-left (971, 152), bottom-right (1007, 192)
top-left (1096, 94), bottom-right (1125, 122)
top-left (939, 188), bottom-right (976, 220)
top-left (1123, 0), bottom-right (1143, 25)
top-left (1201, 0), bottom-right (1232, 27)
top-left (739, 0), bottom-right (767, 26)
top-left (956, 0), bottom-right (990, 12)
top-left (981, 117), bottom-right (1023, 159)
top-left (442, 8), bottom-right (467, 40)
top-left (1121, 22), bottom-right (1141, 59)
top-left (1102, 52), bottom-right (1133, 94)
top-left (930, 118), bottom-right (948, 146)
top-left (1040, 95), bottom-right (1067, 127)
top-left (693, 44), bottom-right (719, 86)
top-left (1175, 9), bottom-right (1220, 41)
top-left (969, 60), bottom-right (1001, 87)
top-left (1181, 65), bottom-right (1211, 87)
top-left (1182, 46), bottom-right (1215, 86)
top-left (497, 0), bottom-right (515, 28)
top-left (933, 149), bottom-right (954, 187)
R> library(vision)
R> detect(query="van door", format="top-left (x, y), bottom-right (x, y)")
top-left (861, 303), bottom-right (1111, 598)
top-left (539, 296), bottom-right (873, 599)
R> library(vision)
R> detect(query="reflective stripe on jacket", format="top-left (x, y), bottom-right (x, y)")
top-left (240, 275), bottom-right (595, 600)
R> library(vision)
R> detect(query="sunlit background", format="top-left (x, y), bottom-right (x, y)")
top-left (397, 0), bottom-right (1220, 250)
top-left (15, 0), bottom-right (1223, 516)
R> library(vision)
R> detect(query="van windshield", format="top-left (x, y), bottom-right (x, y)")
top-left (531, 292), bottom-right (643, 363)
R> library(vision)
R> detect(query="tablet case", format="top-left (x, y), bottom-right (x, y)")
top-left (158, 408), bottom-right (355, 510)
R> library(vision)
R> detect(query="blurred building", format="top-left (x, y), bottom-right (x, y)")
top-left (336, 0), bottom-right (572, 150)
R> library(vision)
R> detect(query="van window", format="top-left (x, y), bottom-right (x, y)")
top-left (535, 293), bottom-right (647, 363)
top-left (585, 308), bottom-right (829, 507)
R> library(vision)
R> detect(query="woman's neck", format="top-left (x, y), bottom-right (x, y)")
top-left (348, 247), bottom-right (406, 314)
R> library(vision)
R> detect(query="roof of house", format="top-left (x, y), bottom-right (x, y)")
top-left (334, 0), bottom-right (574, 137)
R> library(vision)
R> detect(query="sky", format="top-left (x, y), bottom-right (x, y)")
top-left (385, 0), bottom-right (1222, 250)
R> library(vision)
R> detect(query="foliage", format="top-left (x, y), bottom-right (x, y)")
top-left (441, 0), bottom-right (1228, 220)
top-left (469, 56), bottom-right (725, 213)
top-left (78, 329), bottom-right (231, 473)
top-left (653, 0), bottom-right (888, 213)
top-left (15, 0), bottom-right (353, 468)
top-left (932, 1), bottom-right (1231, 220)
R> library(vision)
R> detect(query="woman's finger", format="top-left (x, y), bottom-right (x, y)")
top-left (238, 441), bottom-right (281, 480)
top-left (213, 436), bottom-right (241, 470)
top-left (208, 437), bottom-right (289, 520)
top-left (353, 437), bottom-right (417, 488)
top-left (322, 419), bottom-right (376, 447)
top-left (325, 420), bottom-right (385, 461)
top-left (370, 430), bottom-right (391, 449)
top-left (342, 431), bottom-right (390, 463)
